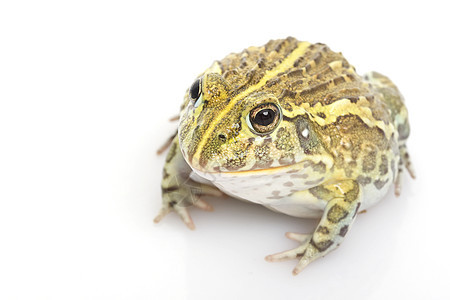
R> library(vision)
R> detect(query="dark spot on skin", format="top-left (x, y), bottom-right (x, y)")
top-left (312, 161), bottom-right (327, 174)
top-left (290, 173), bottom-right (308, 179)
top-left (265, 77), bottom-right (280, 88)
top-left (339, 225), bottom-right (349, 237)
top-left (218, 134), bottom-right (227, 142)
top-left (283, 181), bottom-right (294, 187)
top-left (162, 186), bottom-right (179, 193)
top-left (287, 169), bottom-right (299, 173)
top-left (279, 89), bottom-right (297, 101)
top-left (327, 204), bottom-right (348, 223)
top-left (362, 151), bottom-right (377, 172)
top-left (347, 96), bottom-right (360, 103)
top-left (344, 183), bottom-right (360, 202)
top-left (305, 177), bottom-right (325, 186)
top-left (351, 145), bottom-right (361, 161)
top-left (293, 56), bottom-right (305, 68)
top-left (316, 226), bottom-right (330, 234)
top-left (365, 94), bottom-right (374, 102)
top-left (296, 251), bottom-right (305, 258)
top-left (287, 69), bottom-right (304, 78)
top-left (357, 175), bottom-right (372, 186)
top-left (267, 190), bottom-right (283, 199)
top-left (374, 179), bottom-right (389, 190)
top-left (379, 155), bottom-right (389, 175)
top-left (224, 155), bottom-right (247, 171)
top-left (263, 136), bottom-right (273, 144)
top-left (344, 167), bottom-right (353, 178)
top-left (333, 75), bottom-right (346, 86)
top-left (281, 102), bottom-right (293, 112)
top-left (257, 57), bottom-right (266, 68)
top-left (245, 69), bottom-right (256, 83)
top-left (274, 40), bottom-right (285, 52)
top-left (309, 185), bottom-right (334, 201)
top-left (169, 201), bottom-right (177, 208)
top-left (239, 56), bottom-right (247, 68)
top-left (317, 112), bottom-right (326, 119)
top-left (345, 161), bottom-right (357, 177)
top-left (311, 239), bottom-right (334, 252)
top-left (305, 63), bottom-right (312, 73)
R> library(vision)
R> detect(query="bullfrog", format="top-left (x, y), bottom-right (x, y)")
top-left (154, 37), bottom-right (414, 274)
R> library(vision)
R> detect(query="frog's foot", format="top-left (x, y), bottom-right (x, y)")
top-left (266, 180), bottom-right (362, 275)
top-left (266, 232), bottom-right (333, 275)
top-left (395, 144), bottom-right (415, 196)
top-left (154, 183), bottom-right (223, 230)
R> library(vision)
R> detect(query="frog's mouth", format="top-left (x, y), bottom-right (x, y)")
top-left (191, 161), bottom-right (313, 181)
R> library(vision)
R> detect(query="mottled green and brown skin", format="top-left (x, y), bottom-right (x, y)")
top-left (154, 37), bottom-right (414, 274)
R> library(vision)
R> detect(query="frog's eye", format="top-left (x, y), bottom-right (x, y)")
top-left (189, 78), bottom-right (203, 107)
top-left (247, 103), bottom-right (281, 134)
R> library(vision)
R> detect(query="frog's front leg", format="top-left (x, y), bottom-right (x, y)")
top-left (266, 180), bottom-right (361, 275)
top-left (154, 135), bottom-right (223, 229)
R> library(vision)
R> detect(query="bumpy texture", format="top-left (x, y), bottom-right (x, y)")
top-left (154, 37), bottom-right (414, 275)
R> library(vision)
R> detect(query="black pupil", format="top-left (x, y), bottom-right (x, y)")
top-left (254, 109), bottom-right (275, 126)
top-left (189, 79), bottom-right (201, 100)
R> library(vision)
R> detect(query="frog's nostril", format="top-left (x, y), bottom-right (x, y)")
top-left (218, 133), bottom-right (227, 142)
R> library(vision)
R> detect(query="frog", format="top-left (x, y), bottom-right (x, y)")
top-left (154, 37), bottom-right (414, 275)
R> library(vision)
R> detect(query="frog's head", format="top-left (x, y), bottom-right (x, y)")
top-left (178, 70), bottom-right (334, 182)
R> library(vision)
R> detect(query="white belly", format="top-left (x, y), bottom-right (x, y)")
top-left (191, 168), bottom-right (328, 218)
top-left (191, 168), bottom-right (393, 219)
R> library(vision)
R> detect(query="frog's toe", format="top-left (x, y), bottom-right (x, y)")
top-left (192, 197), bottom-right (214, 211)
top-left (154, 194), bottom-right (216, 230)
top-left (153, 207), bottom-right (170, 224)
top-left (173, 205), bottom-right (196, 230)
top-left (292, 258), bottom-right (312, 275)
top-left (266, 233), bottom-right (312, 262)
top-left (265, 248), bottom-right (301, 262)
top-left (199, 185), bottom-right (224, 197)
top-left (153, 206), bottom-right (195, 230)
top-left (285, 232), bottom-right (310, 243)
top-left (266, 239), bottom-right (332, 274)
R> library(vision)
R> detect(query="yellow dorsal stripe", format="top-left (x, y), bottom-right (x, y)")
top-left (193, 41), bottom-right (312, 161)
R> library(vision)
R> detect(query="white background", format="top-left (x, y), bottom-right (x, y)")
top-left (1, 0), bottom-right (449, 299)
